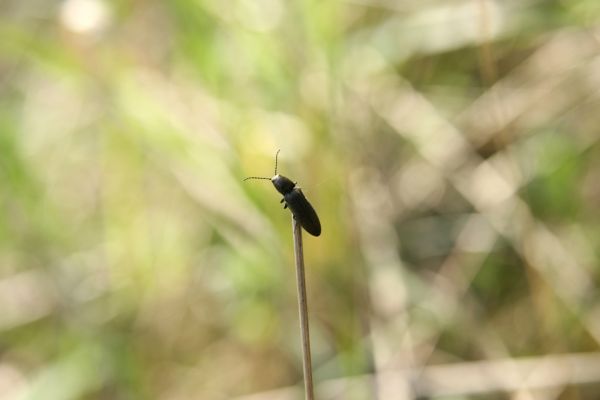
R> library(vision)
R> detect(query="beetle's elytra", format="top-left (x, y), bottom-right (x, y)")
top-left (244, 150), bottom-right (321, 237)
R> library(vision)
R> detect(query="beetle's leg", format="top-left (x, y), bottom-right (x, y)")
top-left (280, 198), bottom-right (288, 209)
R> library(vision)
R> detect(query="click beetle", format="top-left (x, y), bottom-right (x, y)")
top-left (244, 150), bottom-right (321, 237)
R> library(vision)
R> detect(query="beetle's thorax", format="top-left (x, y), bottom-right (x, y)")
top-left (271, 174), bottom-right (296, 195)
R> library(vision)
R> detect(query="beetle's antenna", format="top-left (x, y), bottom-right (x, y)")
top-left (274, 149), bottom-right (281, 175)
top-left (243, 176), bottom-right (272, 182)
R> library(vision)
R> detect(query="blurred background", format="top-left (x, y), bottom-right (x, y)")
top-left (2, 0), bottom-right (600, 399)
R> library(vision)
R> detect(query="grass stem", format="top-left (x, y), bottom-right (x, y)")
top-left (292, 217), bottom-right (315, 400)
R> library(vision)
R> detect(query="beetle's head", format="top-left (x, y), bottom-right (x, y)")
top-left (271, 174), bottom-right (295, 195)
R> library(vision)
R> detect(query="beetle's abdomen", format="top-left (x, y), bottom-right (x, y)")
top-left (285, 189), bottom-right (321, 236)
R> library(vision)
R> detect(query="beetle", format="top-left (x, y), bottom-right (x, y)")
top-left (244, 150), bottom-right (321, 237)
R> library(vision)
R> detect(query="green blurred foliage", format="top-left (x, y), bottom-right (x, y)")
top-left (1, 0), bottom-right (600, 399)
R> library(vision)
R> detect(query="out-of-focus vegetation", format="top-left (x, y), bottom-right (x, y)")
top-left (2, 0), bottom-right (600, 399)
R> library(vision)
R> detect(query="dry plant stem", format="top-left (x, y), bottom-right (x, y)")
top-left (292, 217), bottom-right (315, 400)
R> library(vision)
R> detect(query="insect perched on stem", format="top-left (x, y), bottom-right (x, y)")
top-left (244, 150), bottom-right (321, 237)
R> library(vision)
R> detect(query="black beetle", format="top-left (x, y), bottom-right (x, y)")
top-left (244, 150), bottom-right (321, 237)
